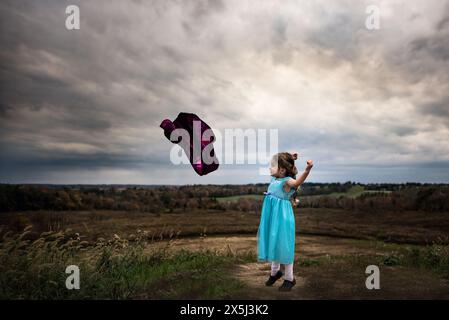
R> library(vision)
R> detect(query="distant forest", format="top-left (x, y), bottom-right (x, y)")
top-left (0, 182), bottom-right (448, 213)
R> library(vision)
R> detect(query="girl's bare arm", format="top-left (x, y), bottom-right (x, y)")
top-left (285, 160), bottom-right (314, 189)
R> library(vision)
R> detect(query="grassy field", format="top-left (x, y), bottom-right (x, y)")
top-left (302, 185), bottom-right (392, 199)
top-left (0, 228), bottom-right (255, 299)
top-left (216, 186), bottom-right (393, 203)
top-left (2, 228), bottom-right (449, 299)
top-left (2, 208), bottom-right (448, 245)
top-left (1, 206), bottom-right (449, 299)
top-left (329, 185), bottom-right (364, 198)
top-left (216, 194), bottom-right (264, 202)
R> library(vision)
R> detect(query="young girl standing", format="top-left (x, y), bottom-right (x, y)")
top-left (257, 152), bottom-right (314, 291)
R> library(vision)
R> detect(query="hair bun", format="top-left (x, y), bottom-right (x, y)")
top-left (291, 153), bottom-right (298, 160)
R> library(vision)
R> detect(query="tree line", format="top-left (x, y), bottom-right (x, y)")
top-left (0, 182), bottom-right (448, 213)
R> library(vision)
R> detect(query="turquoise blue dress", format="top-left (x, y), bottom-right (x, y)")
top-left (257, 176), bottom-right (296, 264)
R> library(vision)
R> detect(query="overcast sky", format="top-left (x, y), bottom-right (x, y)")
top-left (1, 0), bottom-right (449, 184)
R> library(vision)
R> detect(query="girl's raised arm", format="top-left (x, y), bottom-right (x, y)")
top-left (286, 160), bottom-right (313, 189)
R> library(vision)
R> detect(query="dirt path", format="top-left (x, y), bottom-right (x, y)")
top-left (152, 234), bottom-right (449, 299)
top-left (231, 260), bottom-right (449, 299)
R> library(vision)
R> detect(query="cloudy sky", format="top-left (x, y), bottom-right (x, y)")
top-left (1, 0), bottom-right (449, 184)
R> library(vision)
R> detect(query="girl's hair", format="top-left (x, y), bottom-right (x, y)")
top-left (272, 152), bottom-right (300, 207)
top-left (272, 152), bottom-right (298, 178)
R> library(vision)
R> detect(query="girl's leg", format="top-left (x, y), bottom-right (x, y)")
top-left (270, 261), bottom-right (281, 276)
top-left (284, 263), bottom-right (294, 281)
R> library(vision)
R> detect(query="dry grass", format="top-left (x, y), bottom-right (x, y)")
top-left (0, 227), bottom-right (255, 299)
top-left (1, 208), bottom-right (449, 245)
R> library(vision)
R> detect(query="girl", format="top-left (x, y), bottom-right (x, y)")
top-left (257, 152), bottom-right (313, 291)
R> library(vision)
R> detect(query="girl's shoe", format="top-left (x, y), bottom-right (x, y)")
top-left (265, 270), bottom-right (283, 286)
top-left (278, 278), bottom-right (296, 291)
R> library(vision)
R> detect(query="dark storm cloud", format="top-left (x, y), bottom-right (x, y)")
top-left (409, 33), bottom-right (449, 61)
top-left (387, 8), bottom-right (449, 80)
top-left (0, 0), bottom-right (448, 184)
top-left (0, 0), bottom-right (239, 183)
top-left (271, 17), bottom-right (288, 47)
top-left (437, 16), bottom-right (449, 30)
top-left (306, 12), bottom-right (365, 61)
top-left (191, 0), bottom-right (225, 20)
top-left (391, 126), bottom-right (417, 137)
top-left (419, 95), bottom-right (449, 125)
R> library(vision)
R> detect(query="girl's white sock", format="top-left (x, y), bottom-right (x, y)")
top-left (270, 262), bottom-right (281, 276)
top-left (284, 263), bottom-right (294, 281)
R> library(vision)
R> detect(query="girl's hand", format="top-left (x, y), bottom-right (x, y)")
top-left (305, 160), bottom-right (313, 171)
top-left (286, 159), bottom-right (314, 188)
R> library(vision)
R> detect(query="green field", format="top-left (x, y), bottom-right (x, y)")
top-left (216, 185), bottom-right (392, 202)
top-left (301, 185), bottom-right (393, 199)
top-left (328, 185), bottom-right (392, 198)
